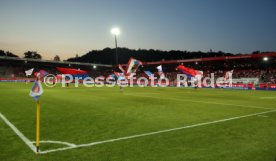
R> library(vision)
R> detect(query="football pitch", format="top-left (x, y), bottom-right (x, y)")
top-left (0, 83), bottom-right (276, 161)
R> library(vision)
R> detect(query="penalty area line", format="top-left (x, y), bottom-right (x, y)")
top-left (39, 109), bottom-right (276, 154)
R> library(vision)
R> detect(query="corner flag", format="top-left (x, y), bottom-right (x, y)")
top-left (29, 73), bottom-right (45, 153)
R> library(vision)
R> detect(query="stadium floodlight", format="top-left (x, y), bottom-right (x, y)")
top-left (111, 27), bottom-right (120, 65)
top-left (111, 28), bottom-right (120, 36)
top-left (263, 57), bottom-right (268, 61)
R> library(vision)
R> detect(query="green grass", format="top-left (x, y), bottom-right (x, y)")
top-left (0, 82), bottom-right (276, 161)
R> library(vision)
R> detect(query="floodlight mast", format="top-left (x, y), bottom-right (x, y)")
top-left (111, 28), bottom-right (120, 65)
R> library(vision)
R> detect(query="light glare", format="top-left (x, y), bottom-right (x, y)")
top-left (111, 28), bottom-right (120, 35)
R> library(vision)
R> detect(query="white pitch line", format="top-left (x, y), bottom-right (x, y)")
top-left (39, 109), bottom-right (276, 154)
top-left (258, 115), bottom-right (269, 118)
top-left (30, 140), bottom-right (76, 147)
top-left (260, 97), bottom-right (276, 99)
top-left (124, 93), bottom-right (273, 110)
top-left (0, 112), bottom-right (36, 153)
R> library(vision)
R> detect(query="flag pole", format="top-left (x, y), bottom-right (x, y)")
top-left (36, 99), bottom-right (40, 153)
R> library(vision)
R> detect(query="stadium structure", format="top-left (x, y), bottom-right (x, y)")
top-left (1, 52), bottom-right (276, 89)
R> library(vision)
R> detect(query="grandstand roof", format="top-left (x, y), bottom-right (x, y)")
top-left (0, 56), bottom-right (112, 67)
top-left (1, 52), bottom-right (275, 67)
top-left (142, 52), bottom-right (276, 65)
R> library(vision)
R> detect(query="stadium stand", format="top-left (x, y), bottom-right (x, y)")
top-left (1, 53), bottom-right (276, 86)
